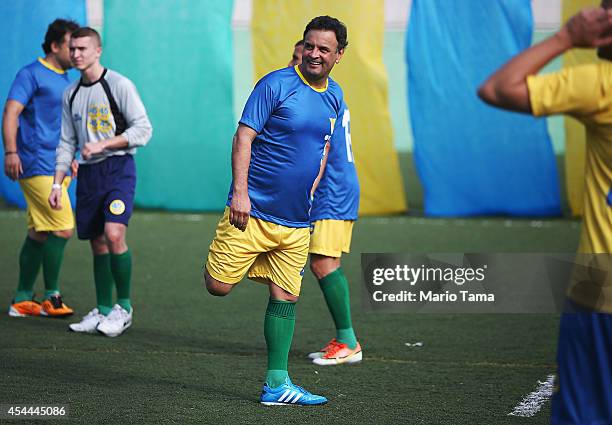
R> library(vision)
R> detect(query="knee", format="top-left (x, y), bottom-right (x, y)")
top-left (310, 258), bottom-right (330, 280)
top-left (104, 228), bottom-right (123, 246)
top-left (309, 260), bottom-right (324, 279)
top-left (203, 271), bottom-right (232, 297)
top-left (28, 229), bottom-right (48, 243)
top-left (284, 294), bottom-right (299, 303)
top-left (54, 229), bottom-right (73, 239)
top-left (310, 255), bottom-right (340, 280)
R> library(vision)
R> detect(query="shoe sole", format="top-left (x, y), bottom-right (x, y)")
top-left (307, 352), bottom-right (324, 360)
top-left (9, 307), bottom-right (26, 317)
top-left (8, 306), bottom-right (39, 318)
top-left (69, 325), bottom-right (99, 333)
top-left (260, 401), bottom-right (327, 406)
top-left (312, 351), bottom-right (363, 366)
top-left (97, 320), bottom-right (132, 337)
top-left (41, 310), bottom-right (74, 318)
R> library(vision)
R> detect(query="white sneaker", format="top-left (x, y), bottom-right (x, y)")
top-left (97, 304), bottom-right (132, 337)
top-left (69, 308), bottom-right (104, 333)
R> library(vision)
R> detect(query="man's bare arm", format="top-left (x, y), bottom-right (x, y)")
top-left (229, 124), bottom-right (257, 231)
top-left (2, 100), bottom-right (25, 180)
top-left (478, 7), bottom-right (612, 112)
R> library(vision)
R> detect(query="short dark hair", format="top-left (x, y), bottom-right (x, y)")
top-left (294, 39), bottom-right (304, 47)
top-left (71, 27), bottom-right (102, 47)
top-left (303, 16), bottom-right (348, 51)
top-left (42, 18), bottom-right (79, 54)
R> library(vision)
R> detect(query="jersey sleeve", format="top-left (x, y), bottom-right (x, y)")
top-left (239, 76), bottom-right (280, 133)
top-left (115, 78), bottom-right (153, 148)
top-left (7, 67), bottom-right (36, 106)
top-left (527, 63), bottom-right (605, 124)
top-left (55, 88), bottom-right (78, 173)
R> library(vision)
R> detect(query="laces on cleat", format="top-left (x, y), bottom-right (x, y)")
top-left (323, 342), bottom-right (347, 358)
top-left (49, 295), bottom-right (63, 309)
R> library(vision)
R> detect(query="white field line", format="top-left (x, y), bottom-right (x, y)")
top-left (508, 374), bottom-right (555, 417)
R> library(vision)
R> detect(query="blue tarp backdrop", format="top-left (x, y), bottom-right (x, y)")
top-left (407, 0), bottom-right (561, 216)
top-left (0, 0), bottom-right (86, 208)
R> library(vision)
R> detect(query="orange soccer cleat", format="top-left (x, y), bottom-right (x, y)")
top-left (8, 300), bottom-right (42, 317)
top-left (312, 341), bottom-right (363, 366)
top-left (307, 338), bottom-right (341, 360)
top-left (40, 294), bottom-right (74, 317)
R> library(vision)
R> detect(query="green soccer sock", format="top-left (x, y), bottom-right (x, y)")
top-left (264, 299), bottom-right (296, 388)
top-left (319, 267), bottom-right (358, 349)
top-left (15, 237), bottom-right (44, 302)
top-left (94, 254), bottom-right (114, 316)
top-left (42, 234), bottom-right (68, 298)
top-left (111, 250), bottom-right (132, 313)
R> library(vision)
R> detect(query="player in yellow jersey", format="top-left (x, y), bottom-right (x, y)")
top-left (478, 4), bottom-right (612, 424)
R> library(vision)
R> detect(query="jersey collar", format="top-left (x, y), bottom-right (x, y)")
top-left (294, 65), bottom-right (328, 92)
top-left (38, 57), bottom-right (66, 74)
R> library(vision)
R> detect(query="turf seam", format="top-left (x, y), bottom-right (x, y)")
top-left (2, 347), bottom-right (555, 369)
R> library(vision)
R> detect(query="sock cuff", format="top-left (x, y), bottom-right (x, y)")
top-left (24, 236), bottom-right (44, 248)
top-left (266, 299), bottom-right (296, 319)
top-left (319, 267), bottom-right (346, 287)
top-left (110, 249), bottom-right (131, 260)
top-left (46, 233), bottom-right (69, 245)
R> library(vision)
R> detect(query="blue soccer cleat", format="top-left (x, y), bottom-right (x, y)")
top-left (260, 377), bottom-right (328, 406)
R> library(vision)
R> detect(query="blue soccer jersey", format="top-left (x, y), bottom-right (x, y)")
top-left (229, 66), bottom-right (343, 228)
top-left (6, 59), bottom-right (71, 178)
top-left (310, 103), bottom-right (360, 221)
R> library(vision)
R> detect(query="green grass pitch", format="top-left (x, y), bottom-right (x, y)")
top-left (0, 208), bottom-right (580, 424)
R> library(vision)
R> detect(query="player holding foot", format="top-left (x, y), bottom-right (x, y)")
top-left (3, 19), bottom-right (79, 318)
top-left (50, 27), bottom-right (152, 337)
top-left (479, 4), bottom-right (612, 423)
top-left (204, 16), bottom-right (347, 405)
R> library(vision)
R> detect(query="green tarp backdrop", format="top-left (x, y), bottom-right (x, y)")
top-left (104, 0), bottom-right (234, 210)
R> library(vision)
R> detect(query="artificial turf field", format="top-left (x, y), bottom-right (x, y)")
top-left (0, 208), bottom-right (580, 424)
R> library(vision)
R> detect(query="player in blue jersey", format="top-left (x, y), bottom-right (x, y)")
top-left (204, 16), bottom-right (347, 405)
top-left (308, 103), bottom-right (362, 366)
top-left (289, 41), bottom-right (363, 366)
top-left (2, 19), bottom-right (79, 318)
top-left (287, 40), bottom-right (362, 366)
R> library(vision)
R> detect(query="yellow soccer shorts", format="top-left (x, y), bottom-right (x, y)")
top-left (309, 219), bottom-right (355, 258)
top-left (19, 175), bottom-right (74, 232)
top-left (206, 208), bottom-right (310, 296)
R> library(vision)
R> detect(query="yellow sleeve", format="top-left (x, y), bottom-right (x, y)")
top-left (527, 63), bottom-right (609, 123)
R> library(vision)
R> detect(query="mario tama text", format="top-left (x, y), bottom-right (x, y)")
top-left (361, 254), bottom-right (583, 313)
top-left (372, 263), bottom-right (493, 304)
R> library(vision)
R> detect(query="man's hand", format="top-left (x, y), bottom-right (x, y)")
top-left (81, 142), bottom-right (106, 160)
top-left (562, 7), bottom-right (612, 48)
top-left (229, 192), bottom-right (251, 232)
top-left (48, 187), bottom-right (62, 210)
top-left (4, 152), bottom-right (22, 180)
top-left (70, 159), bottom-right (79, 178)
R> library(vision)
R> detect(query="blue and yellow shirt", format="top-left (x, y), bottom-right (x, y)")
top-left (311, 102), bottom-right (360, 221)
top-left (230, 66), bottom-right (344, 228)
top-left (528, 62), bottom-right (612, 312)
top-left (6, 58), bottom-right (70, 178)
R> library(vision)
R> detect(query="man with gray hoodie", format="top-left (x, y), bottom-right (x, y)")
top-left (49, 27), bottom-right (152, 337)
